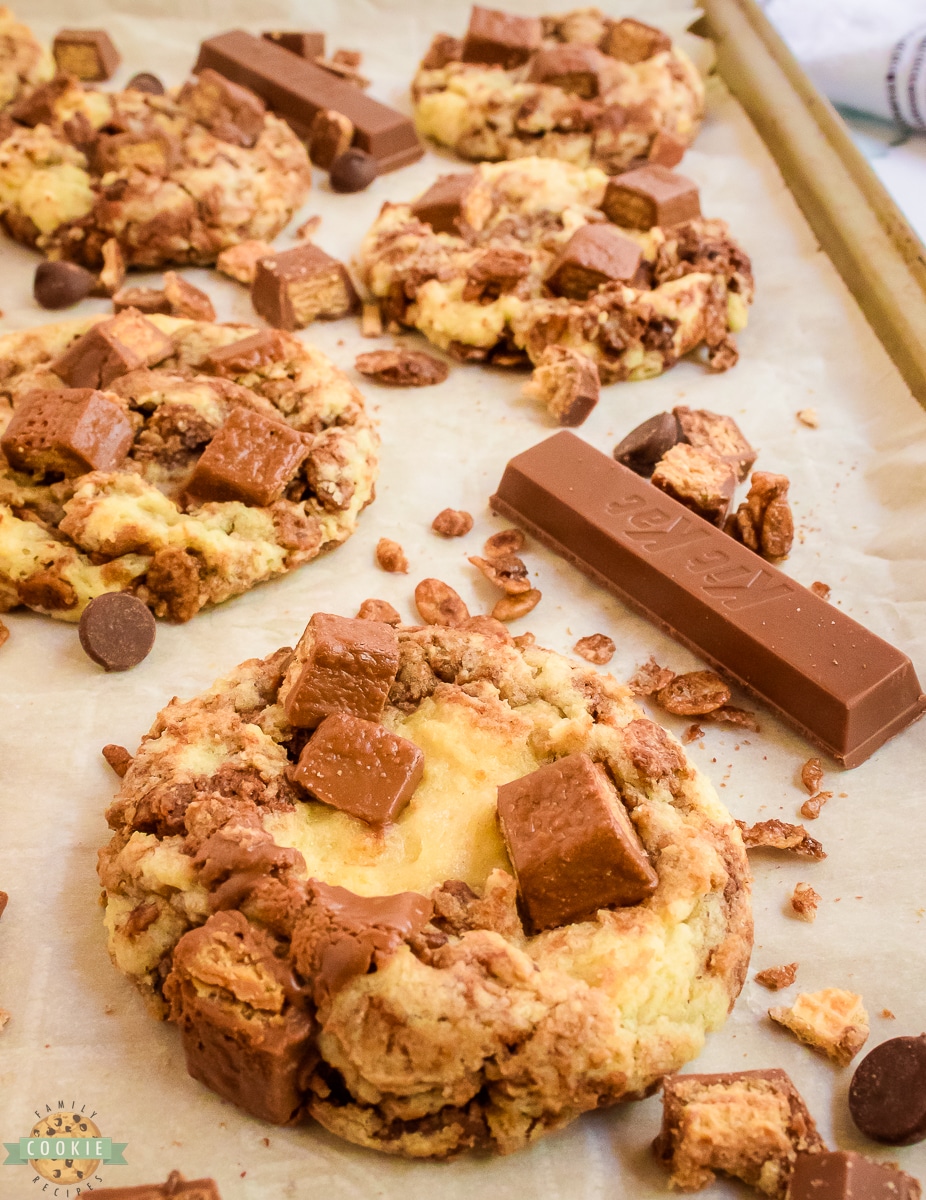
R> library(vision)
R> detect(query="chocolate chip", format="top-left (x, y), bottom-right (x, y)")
top-left (849, 1035), bottom-right (926, 1145)
top-left (33, 261), bottom-right (95, 310)
top-left (78, 593), bottom-right (156, 672)
top-left (613, 411), bottom-right (685, 476)
top-left (126, 72), bottom-right (165, 95)
top-left (329, 148), bottom-right (377, 193)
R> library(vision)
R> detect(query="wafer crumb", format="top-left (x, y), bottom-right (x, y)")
top-left (755, 962), bottom-right (799, 990)
top-left (790, 882), bottom-right (821, 922)
top-left (796, 408), bottom-right (818, 428)
top-left (768, 988), bottom-right (869, 1065)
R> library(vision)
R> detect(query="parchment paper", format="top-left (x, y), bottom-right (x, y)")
top-left (1, 2), bottom-right (925, 1197)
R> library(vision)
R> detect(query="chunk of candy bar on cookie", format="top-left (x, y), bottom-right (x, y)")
top-left (602, 17), bottom-right (671, 64)
top-left (528, 44), bottom-right (616, 98)
top-left (410, 172), bottom-right (476, 235)
top-left (545, 224), bottom-right (642, 300)
top-left (251, 243), bottom-right (358, 331)
top-left (496, 752), bottom-right (658, 932)
top-left (461, 5), bottom-right (542, 68)
top-left (292, 712), bottom-right (424, 826)
top-left (651, 442), bottom-right (736, 526)
top-left (789, 1150), bottom-right (922, 1199)
top-left (185, 408), bottom-right (309, 507)
top-left (93, 130), bottom-right (179, 176)
top-left (53, 310), bottom-right (173, 389)
top-left (201, 330), bottom-right (289, 376)
top-left (262, 30), bottom-right (326, 59)
top-left (52, 29), bottom-right (120, 81)
top-left (280, 612), bottom-right (400, 728)
top-left (88, 1173), bottom-right (221, 1200)
top-left (2, 388), bottom-right (134, 477)
top-left (602, 164), bottom-right (700, 229)
top-left (178, 68), bottom-right (266, 149)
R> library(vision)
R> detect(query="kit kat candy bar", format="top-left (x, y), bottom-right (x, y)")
top-left (491, 432), bottom-right (925, 767)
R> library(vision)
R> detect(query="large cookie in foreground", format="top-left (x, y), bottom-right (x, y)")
top-left (0, 70), bottom-right (311, 266)
top-left (0, 316), bottom-right (377, 621)
top-left (98, 621), bottom-right (752, 1158)
top-left (413, 7), bottom-right (704, 173)
top-left (359, 157), bottom-right (753, 382)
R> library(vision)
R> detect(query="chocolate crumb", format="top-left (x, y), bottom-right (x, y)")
top-left (375, 538), bottom-right (408, 574)
top-left (432, 508), bottom-right (473, 537)
top-left (791, 882), bottom-right (821, 921)
top-left (810, 581), bottom-right (831, 601)
top-left (356, 598), bottom-right (401, 625)
top-left (755, 962), bottom-right (799, 990)
top-left (573, 634), bottom-right (615, 665)
top-left (296, 214), bottom-right (322, 240)
top-left (881, 1009), bottom-right (896, 1019)
top-left (0, 891), bottom-right (7, 919)
top-left (706, 705), bottom-right (760, 731)
top-left (102, 743), bottom-right (133, 778)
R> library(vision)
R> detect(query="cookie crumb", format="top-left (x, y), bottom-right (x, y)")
top-left (796, 408), bottom-right (819, 428)
top-left (163, 271), bottom-right (216, 321)
top-left (432, 508), bottom-right (473, 537)
top-left (880, 1009), bottom-right (896, 1019)
top-left (800, 791), bottom-right (832, 820)
top-left (791, 882), bottom-right (821, 922)
top-left (705, 705), bottom-right (760, 731)
top-left (492, 588), bottom-right (541, 622)
top-left (513, 631), bottom-right (535, 649)
top-left (414, 578), bottom-right (469, 626)
top-left (657, 670), bottom-right (730, 715)
top-left (0, 619), bottom-right (8, 649)
top-left (375, 538), bottom-right (408, 574)
top-left (755, 962), bottom-right (799, 990)
top-left (355, 348), bottom-right (448, 387)
top-left (484, 528), bottom-right (525, 559)
top-left (810, 581), bottom-right (831, 601)
top-left (295, 214), bottom-right (322, 240)
top-left (216, 238), bottom-right (275, 285)
top-left (102, 743), bottom-right (133, 778)
top-left (356, 598), bottom-right (401, 625)
top-left (360, 302), bottom-right (383, 338)
top-left (682, 723), bottom-right (703, 744)
top-left (573, 634), bottom-right (615, 664)
top-left (469, 554), bottom-right (530, 594)
top-left (769, 988), bottom-right (869, 1065)
top-left (738, 819), bottom-right (826, 859)
top-left (628, 656), bottom-right (675, 696)
top-left (800, 757), bottom-right (824, 794)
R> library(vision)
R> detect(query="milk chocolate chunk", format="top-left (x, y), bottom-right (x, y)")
top-left (789, 1150), bottom-right (922, 1200)
top-left (251, 243), bottom-right (357, 330)
top-left (293, 712), bottom-right (424, 826)
top-left (292, 880), bottom-right (433, 1008)
top-left (328, 147), bottom-right (377, 193)
top-left (674, 406), bottom-right (756, 481)
top-left (53, 310), bottom-right (174, 389)
top-left (649, 129), bottom-right (686, 168)
top-left (613, 411), bottom-right (685, 476)
top-left (185, 408), bottom-right (309, 507)
top-left (194, 31), bottom-right (423, 172)
top-left (2, 388), bottom-right (133, 477)
top-left (8, 76), bottom-right (71, 127)
top-left (93, 130), bottom-right (178, 177)
top-left (52, 29), bottom-right (120, 81)
top-left (263, 30), bottom-right (326, 59)
top-left (526, 345), bottom-right (600, 427)
top-left (602, 17), bottom-right (671, 65)
top-left (849, 1035), bottom-right (926, 1145)
top-left (281, 612), bottom-right (400, 729)
top-left (126, 72), bottom-right (165, 95)
top-left (545, 224), bottom-right (642, 300)
top-left (651, 443), bottom-right (737, 526)
top-left (33, 261), bottom-right (95, 310)
top-left (111, 286), bottom-right (171, 315)
top-left (602, 164), bottom-right (701, 229)
top-left (178, 68), bottom-right (266, 149)
top-left (90, 1173), bottom-right (221, 1200)
top-left (308, 108), bottom-right (354, 169)
top-left (528, 44), bottom-right (615, 98)
top-left (497, 752), bottom-right (657, 933)
top-left (79, 593), bottom-right (156, 671)
top-left (201, 329), bottom-right (289, 376)
top-left (490, 431), bottom-right (926, 767)
top-left (411, 172), bottom-right (475, 235)
top-left (461, 5), bottom-right (542, 68)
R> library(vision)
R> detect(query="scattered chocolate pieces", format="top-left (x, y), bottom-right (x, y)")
top-left (796, 408), bottom-right (819, 429)
top-left (484, 528), bottom-right (524, 559)
top-left (652, 443), bottom-right (737, 527)
top-left (185, 408), bottom-right (309, 507)
top-left (601, 164), bottom-right (700, 230)
top-left (79, 593), bottom-right (157, 672)
top-left (329, 147), bottom-right (378, 193)
top-left (111, 286), bottom-right (171, 315)
top-left (524, 345), bottom-right (600, 427)
top-left (356, 598), bottom-right (401, 625)
top-left (738, 819), bottom-right (826, 859)
top-left (375, 537), bottom-right (408, 574)
top-left (263, 30), bottom-right (326, 59)
top-left (648, 129), bottom-right (686, 167)
top-left (33, 261), bottom-right (95, 310)
top-left (791, 882), bottom-right (820, 922)
top-left (789, 1150), bottom-right (921, 1200)
top-left (545, 224), bottom-right (642, 299)
top-left (730, 471), bottom-right (794, 560)
top-left (53, 310), bottom-right (173, 389)
top-left (810, 580), bottom-right (831, 601)
top-left (849, 1034), bottom-right (926, 1145)
top-left (202, 329), bottom-right (289, 376)
top-left (469, 553), bottom-right (530, 594)
top-left (461, 5), bottom-right (541, 68)
top-left (492, 587), bottom-right (540, 622)
top-left (163, 272), bottom-right (216, 322)
top-left (414, 578), bottom-right (470, 627)
top-left (53, 29), bottom-right (120, 81)
top-left (769, 988), bottom-right (869, 1065)
top-left (604, 17), bottom-right (671, 64)
top-left (126, 72), bottom-right (165, 95)
top-left (801, 791), bottom-right (833, 820)
top-left (613, 411), bottom-right (684, 476)
top-left (252, 243), bottom-right (357, 330)
top-left (573, 634), bottom-right (615, 665)
top-left (102, 743), bottom-right (134, 778)
top-left (355, 348), bottom-right (449, 387)
top-left (628, 656), bottom-right (676, 697)
top-left (314, 54), bottom-right (370, 90)
top-left (432, 508), bottom-right (473, 537)
top-left (411, 173), bottom-right (475, 235)
top-left (755, 962), bottom-right (799, 990)
top-left (2, 388), bottom-right (134, 477)
top-left (91, 1171), bottom-right (221, 1198)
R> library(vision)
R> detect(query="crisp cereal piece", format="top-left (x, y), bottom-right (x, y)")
top-left (737, 820), bottom-right (826, 860)
top-left (705, 705), bottom-right (760, 731)
top-left (432, 508), bottom-right (473, 537)
top-left (357, 598), bottom-right (401, 625)
top-left (376, 538), bottom-right (409, 574)
top-left (800, 758), bottom-right (824, 794)
top-left (469, 554), bottom-right (530, 595)
top-left (657, 670), bottom-right (730, 716)
top-left (796, 408), bottom-right (818, 428)
top-left (573, 634), bottom-right (615, 665)
top-left (628, 657), bottom-right (675, 697)
top-left (769, 989), bottom-right (869, 1066)
top-left (492, 588), bottom-right (540, 622)
top-left (414, 578), bottom-right (469, 626)
top-left (484, 528), bottom-right (524, 559)
top-left (800, 792), bottom-right (833, 820)
top-left (791, 882), bottom-right (821, 922)
top-left (730, 472), bottom-right (794, 560)
top-left (810, 581), bottom-right (831, 601)
top-left (755, 963), bottom-right (799, 990)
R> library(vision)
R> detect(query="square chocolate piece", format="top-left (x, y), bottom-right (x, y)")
top-left (292, 712), bottom-right (424, 826)
top-left (280, 612), bottom-right (400, 728)
top-left (179, 68), bottom-right (266, 149)
top-left (528, 45), bottom-right (616, 99)
top-left (185, 407), bottom-right (309, 507)
top-left (201, 330), bottom-right (289, 376)
top-left (545, 224), bottom-right (642, 300)
top-left (496, 752), bottom-right (657, 932)
top-left (461, 5), bottom-right (542, 69)
top-left (53, 310), bottom-right (174, 389)
top-left (651, 442), bottom-right (737, 527)
top-left (648, 130), bottom-right (686, 168)
top-left (410, 172), bottom-right (476, 235)
top-left (52, 29), bottom-right (121, 81)
top-left (262, 30), bottom-right (326, 59)
top-left (526, 345), bottom-right (600, 427)
top-left (2, 388), bottom-right (134, 477)
top-left (789, 1150), bottom-right (921, 1200)
top-left (90, 1173), bottom-right (221, 1200)
top-left (602, 17), bottom-right (671, 65)
top-left (602, 164), bottom-right (701, 229)
top-left (251, 244), bottom-right (358, 330)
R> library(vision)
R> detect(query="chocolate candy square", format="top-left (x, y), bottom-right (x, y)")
top-left (251, 243), bottom-right (358, 331)
top-left (89, 1173), bottom-right (220, 1200)
top-left (201, 330), bottom-right (289, 376)
top-left (93, 130), bottom-right (178, 176)
top-left (789, 1150), bottom-right (921, 1199)
top-left (185, 407), bottom-right (309, 507)
top-left (496, 752), bottom-right (658, 932)
top-left (53, 310), bottom-right (174, 389)
top-left (410, 172), bottom-right (476, 235)
top-left (602, 18), bottom-right (671, 65)
top-left (262, 30), bottom-right (326, 59)
top-left (2, 388), bottom-right (134, 477)
top-left (280, 612), bottom-right (400, 729)
top-left (179, 68), bottom-right (266, 149)
top-left (528, 45), bottom-right (616, 99)
top-left (602, 164), bottom-right (701, 230)
top-left (292, 712), bottom-right (424, 826)
top-left (461, 5), bottom-right (542, 69)
top-left (545, 224), bottom-right (643, 300)
top-left (52, 29), bottom-right (121, 81)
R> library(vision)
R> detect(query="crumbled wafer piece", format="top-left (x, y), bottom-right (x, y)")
top-left (796, 408), bottom-right (819, 428)
top-left (95, 238), bottom-right (126, 297)
top-left (333, 48), bottom-right (363, 69)
top-left (755, 963), bottom-right (799, 990)
top-left (673, 406), bottom-right (756, 481)
top-left (53, 310), bottom-right (173, 388)
top-left (731, 472), bottom-right (794, 560)
top-left (216, 239), bottom-right (275, 285)
top-left (356, 598), bottom-right (401, 625)
top-left (574, 634), bottom-right (615, 665)
top-left (178, 67), bottom-right (266, 148)
top-left (769, 989), bottom-right (869, 1066)
top-left (432, 508), bottom-right (472, 537)
top-left (652, 443), bottom-right (737, 527)
top-left (657, 670), bottom-right (730, 716)
top-left (801, 758), bottom-right (824, 794)
top-left (810, 581), bottom-right (831, 601)
top-left (628, 657), bottom-right (675, 696)
top-left (376, 538), bottom-right (408, 574)
top-left (0, 891), bottom-right (6, 919)
top-left (790, 1149), bottom-right (921, 1200)
top-left (524, 345), bottom-right (600, 426)
top-left (603, 17), bottom-right (671, 64)
top-left (361, 303), bottom-right (383, 338)
top-left (484, 528), bottom-right (524, 559)
top-left (355, 349), bottom-right (448, 387)
top-left (163, 272), bottom-right (216, 321)
top-left (791, 882), bottom-right (821, 922)
top-left (492, 588), bottom-right (541, 622)
top-left (112, 286), bottom-right (171, 315)
top-left (738, 820), bottom-right (825, 859)
top-left (469, 554), bottom-right (530, 594)
top-left (3, 388), bottom-right (134, 477)
top-left (801, 791), bottom-right (833, 820)
top-left (102, 744), bottom-right (133, 778)
top-left (706, 705), bottom-right (760, 731)
top-left (414, 578), bottom-right (469, 627)
top-left (53, 29), bottom-right (120, 81)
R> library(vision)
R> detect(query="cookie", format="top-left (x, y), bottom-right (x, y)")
top-left (0, 316), bottom-right (377, 621)
top-left (358, 157), bottom-right (753, 382)
top-left (413, 7), bottom-right (703, 173)
top-left (0, 68), bottom-right (311, 267)
top-left (0, 7), bottom-right (53, 114)
top-left (98, 621), bottom-right (752, 1158)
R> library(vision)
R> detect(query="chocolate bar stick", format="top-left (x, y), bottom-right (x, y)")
top-left (491, 432), bottom-right (925, 767)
